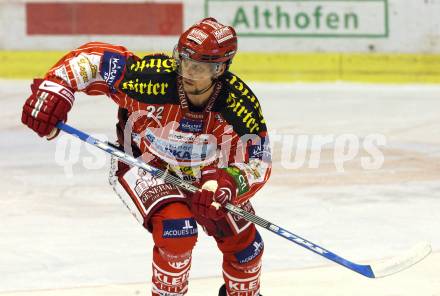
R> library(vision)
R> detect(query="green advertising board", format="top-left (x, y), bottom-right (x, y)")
top-left (205, 0), bottom-right (389, 38)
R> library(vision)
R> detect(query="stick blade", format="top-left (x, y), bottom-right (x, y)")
top-left (370, 241), bottom-right (432, 278)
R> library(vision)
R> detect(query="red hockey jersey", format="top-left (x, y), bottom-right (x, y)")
top-left (45, 42), bottom-right (271, 205)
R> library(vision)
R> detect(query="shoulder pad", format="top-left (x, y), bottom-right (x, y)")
top-left (216, 72), bottom-right (267, 136)
top-left (117, 54), bottom-right (178, 104)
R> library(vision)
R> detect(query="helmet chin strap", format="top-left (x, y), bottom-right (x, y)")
top-left (186, 77), bottom-right (218, 96)
top-left (188, 82), bottom-right (214, 96)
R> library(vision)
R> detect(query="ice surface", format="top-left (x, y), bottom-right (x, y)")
top-left (0, 80), bottom-right (439, 294)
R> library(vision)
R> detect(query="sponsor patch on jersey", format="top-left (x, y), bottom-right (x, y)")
top-left (69, 53), bottom-right (100, 90)
top-left (233, 161), bottom-right (266, 184)
top-left (145, 128), bottom-right (216, 165)
top-left (120, 78), bottom-right (169, 96)
top-left (118, 55), bottom-right (177, 103)
top-left (224, 167), bottom-right (249, 196)
top-left (248, 145), bottom-right (263, 160)
top-left (162, 218), bottom-right (198, 238)
top-left (100, 51), bottom-right (126, 90)
top-left (54, 65), bottom-right (71, 87)
top-left (187, 28), bottom-right (208, 45)
top-left (224, 73), bottom-right (267, 136)
top-left (179, 118), bottom-right (203, 133)
top-left (247, 137), bottom-right (271, 162)
top-left (234, 232), bottom-right (264, 264)
top-left (169, 130), bottom-right (196, 143)
top-left (129, 56), bottom-right (175, 73)
top-left (134, 174), bottom-right (159, 197)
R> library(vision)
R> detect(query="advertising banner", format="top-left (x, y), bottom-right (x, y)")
top-left (205, 0), bottom-right (388, 38)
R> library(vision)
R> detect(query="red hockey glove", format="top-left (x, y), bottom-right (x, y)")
top-left (21, 79), bottom-right (75, 140)
top-left (190, 167), bottom-right (237, 220)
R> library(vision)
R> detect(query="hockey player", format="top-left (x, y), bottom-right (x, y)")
top-left (21, 18), bottom-right (271, 296)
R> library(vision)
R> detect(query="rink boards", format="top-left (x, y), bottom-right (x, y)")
top-left (1, 51), bottom-right (440, 83)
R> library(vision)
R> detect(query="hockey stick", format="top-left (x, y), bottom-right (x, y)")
top-left (56, 122), bottom-right (431, 278)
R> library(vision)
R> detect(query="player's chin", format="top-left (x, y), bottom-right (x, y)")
top-left (183, 83), bottom-right (200, 95)
top-left (186, 89), bottom-right (201, 96)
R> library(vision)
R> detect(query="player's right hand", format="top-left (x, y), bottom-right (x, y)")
top-left (190, 167), bottom-right (238, 221)
top-left (21, 79), bottom-right (75, 140)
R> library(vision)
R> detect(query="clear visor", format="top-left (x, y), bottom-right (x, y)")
top-left (173, 47), bottom-right (222, 81)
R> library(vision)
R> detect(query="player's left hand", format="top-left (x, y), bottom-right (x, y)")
top-left (190, 167), bottom-right (237, 220)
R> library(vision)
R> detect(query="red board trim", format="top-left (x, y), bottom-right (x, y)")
top-left (26, 2), bottom-right (183, 35)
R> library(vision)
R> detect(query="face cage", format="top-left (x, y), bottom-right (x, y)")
top-left (173, 46), bottom-right (223, 81)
